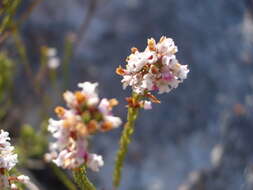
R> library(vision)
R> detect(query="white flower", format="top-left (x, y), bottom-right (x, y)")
top-left (117, 36), bottom-right (189, 95)
top-left (17, 175), bottom-right (30, 184)
top-left (47, 48), bottom-right (60, 69)
top-left (0, 130), bottom-right (18, 171)
top-left (48, 119), bottom-right (63, 134)
top-left (104, 116), bottom-right (122, 128)
top-left (178, 65), bottom-right (189, 80)
top-left (141, 73), bottom-right (154, 90)
top-left (47, 48), bottom-right (57, 57)
top-left (0, 130), bottom-right (11, 149)
top-left (78, 82), bottom-right (98, 95)
top-left (48, 57), bottom-right (60, 69)
top-left (127, 51), bottom-right (157, 72)
top-left (46, 82), bottom-right (121, 170)
top-left (86, 154), bottom-right (104, 172)
top-left (11, 183), bottom-right (18, 190)
top-left (78, 82), bottom-right (99, 105)
top-left (0, 130), bottom-right (32, 190)
top-left (143, 101), bottom-right (152, 110)
top-left (63, 91), bottom-right (78, 108)
top-left (98, 98), bottom-right (111, 115)
top-left (157, 37), bottom-right (178, 56)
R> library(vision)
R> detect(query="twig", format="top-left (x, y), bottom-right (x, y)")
top-left (74, 0), bottom-right (98, 50)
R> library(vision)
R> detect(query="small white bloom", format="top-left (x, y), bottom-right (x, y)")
top-left (143, 101), bottom-right (152, 110)
top-left (178, 65), bottom-right (189, 80)
top-left (104, 116), bottom-right (122, 128)
top-left (48, 57), bottom-right (60, 69)
top-left (98, 98), bottom-right (110, 115)
top-left (48, 119), bottom-right (63, 134)
top-left (0, 130), bottom-right (18, 171)
top-left (0, 130), bottom-right (11, 149)
top-left (63, 91), bottom-right (77, 108)
top-left (78, 82), bottom-right (98, 95)
top-left (157, 37), bottom-right (178, 56)
top-left (47, 48), bottom-right (57, 57)
top-left (11, 183), bottom-right (18, 190)
top-left (78, 82), bottom-right (99, 105)
top-left (87, 154), bottom-right (104, 172)
top-left (17, 175), bottom-right (30, 184)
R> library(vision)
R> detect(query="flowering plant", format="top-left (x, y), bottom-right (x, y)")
top-left (114, 36), bottom-right (189, 188)
top-left (0, 130), bottom-right (35, 190)
top-left (45, 82), bottom-right (122, 189)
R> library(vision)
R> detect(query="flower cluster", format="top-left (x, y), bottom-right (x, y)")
top-left (0, 130), bottom-right (30, 190)
top-left (45, 82), bottom-right (122, 171)
top-left (116, 36), bottom-right (189, 95)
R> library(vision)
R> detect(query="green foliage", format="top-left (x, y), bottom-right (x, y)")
top-left (17, 124), bottom-right (48, 164)
top-left (0, 52), bottom-right (13, 119)
top-left (73, 165), bottom-right (96, 190)
top-left (0, 0), bottom-right (21, 34)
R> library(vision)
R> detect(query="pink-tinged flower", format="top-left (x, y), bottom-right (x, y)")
top-left (116, 36), bottom-right (189, 108)
top-left (143, 101), bottom-right (152, 110)
top-left (46, 82), bottom-right (122, 171)
top-left (86, 154), bottom-right (104, 172)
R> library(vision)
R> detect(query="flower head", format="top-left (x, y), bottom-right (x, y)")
top-left (0, 130), bottom-right (31, 189)
top-left (46, 82), bottom-right (122, 171)
top-left (0, 130), bottom-right (18, 171)
top-left (116, 36), bottom-right (189, 95)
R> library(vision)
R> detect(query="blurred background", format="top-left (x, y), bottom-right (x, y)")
top-left (1, 0), bottom-right (253, 189)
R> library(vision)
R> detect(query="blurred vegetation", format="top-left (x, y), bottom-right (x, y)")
top-left (0, 0), bottom-right (98, 189)
top-left (0, 0), bottom-right (21, 34)
top-left (17, 124), bottom-right (48, 165)
top-left (0, 52), bottom-right (13, 120)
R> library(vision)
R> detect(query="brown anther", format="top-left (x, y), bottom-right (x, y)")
top-left (101, 121), bottom-right (113, 132)
top-left (116, 66), bottom-right (126, 76)
top-left (63, 117), bottom-right (76, 128)
top-left (109, 98), bottom-right (119, 107)
top-left (126, 97), bottom-right (141, 108)
top-left (175, 63), bottom-right (181, 69)
top-left (87, 120), bottom-right (98, 134)
top-left (76, 123), bottom-right (88, 136)
top-left (233, 103), bottom-right (246, 116)
top-left (148, 55), bottom-right (153, 60)
top-left (70, 131), bottom-right (77, 140)
top-left (8, 176), bottom-right (18, 181)
top-left (147, 38), bottom-right (156, 51)
top-left (0, 168), bottom-right (5, 175)
top-left (125, 56), bottom-right (130, 62)
top-left (55, 106), bottom-right (65, 117)
top-left (131, 47), bottom-right (138, 53)
top-left (159, 36), bottom-right (166, 43)
top-left (75, 91), bottom-right (86, 104)
top-left (150, 65), bottom-right (159, 74)
top-left (146, 93), bottom-right (161, 103)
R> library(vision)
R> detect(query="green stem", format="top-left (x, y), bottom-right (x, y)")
top-left (50, 164), bottom-right (77, 190)
top-left (113, 94), bottom-right (141, 189)
top-left (73, 166), bottom-right (96, 190)
top-left (62, 35), bottom-right (74, 88)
